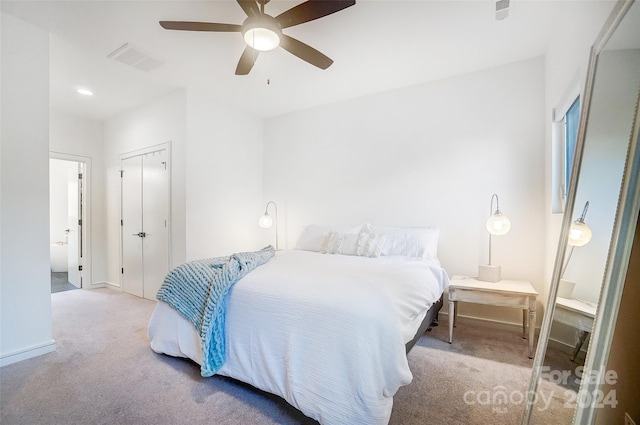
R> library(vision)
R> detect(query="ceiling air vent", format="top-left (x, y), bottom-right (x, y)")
top-left (495, 0), bottom-right (510, 20)
top-left (107, 43), bottom-right (164, 72)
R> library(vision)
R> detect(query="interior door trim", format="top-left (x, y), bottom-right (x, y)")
top-left (49, 151), bottom-right (93, 288)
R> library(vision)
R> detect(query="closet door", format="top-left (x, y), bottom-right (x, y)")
top-left (141, 149), bottom-right (169, 299)
top-left (121, 148), bottom-right (169, 300)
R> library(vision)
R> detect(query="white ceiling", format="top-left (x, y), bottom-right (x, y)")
top-left (1, 0), bottom-right (614, 121)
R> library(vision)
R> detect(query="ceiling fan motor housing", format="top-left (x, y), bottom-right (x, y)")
top-left (242, 15), bottom-right (282, 51)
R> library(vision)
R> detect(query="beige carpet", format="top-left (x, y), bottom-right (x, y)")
top-left (1, 288), bottom-right (577, 424)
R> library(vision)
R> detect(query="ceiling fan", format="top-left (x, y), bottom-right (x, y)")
top-left (159, 0), bottom-right (356, 75)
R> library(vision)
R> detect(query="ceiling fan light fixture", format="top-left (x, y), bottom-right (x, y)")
top-left (242, 17), bottom-right (281, 51)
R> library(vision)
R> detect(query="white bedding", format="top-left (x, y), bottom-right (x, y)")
top-left (148, 250), bottom-right (448, 425)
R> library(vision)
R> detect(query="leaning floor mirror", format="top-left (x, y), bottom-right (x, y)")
top-left (522, 0), bottom-right (640, 424)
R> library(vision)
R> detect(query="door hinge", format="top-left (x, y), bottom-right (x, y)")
top-left (78, 219), bottom-right (82, 226)
top-left (121, 219), bottom-right (124, 226)
top-left (78, 265), bottom-right (83, 271)
top-left (119, 170), bottom-right (124, 178)
top-left (121, 268), bottom-right (124, 274)
top-left (78, 173), bottom-right (83, 180)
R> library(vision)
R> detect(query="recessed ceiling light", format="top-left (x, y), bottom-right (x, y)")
top-left (76, 88), bottom-right (94, 96)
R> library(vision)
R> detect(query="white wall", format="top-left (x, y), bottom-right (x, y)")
top-left (264, 58), bottom-right (546, 326)
top-left (102, 88), bottom-right (264, 285)
top-left (103, 90), bottom-right (187, 286)
top-left (50, 109), bottom-right (107, 285)
top-left (185, 89), bottom-right (265, 260)
top-left (0, 12), bottom-right (55, 365)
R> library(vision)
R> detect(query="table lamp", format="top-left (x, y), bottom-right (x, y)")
top-left (479, 193), bottom-right (511, 282)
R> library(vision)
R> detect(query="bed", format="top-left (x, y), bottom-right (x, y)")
top-left (148, 224), bottom-right (449, 425)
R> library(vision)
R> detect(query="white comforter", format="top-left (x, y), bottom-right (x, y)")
top-left (148, 250), bottom-right (448, 425)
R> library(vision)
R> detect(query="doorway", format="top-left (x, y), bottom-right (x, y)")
top-left (49, 154), bottom-right (90, 293)
top-left (120, 143), bottom-right (170, 300)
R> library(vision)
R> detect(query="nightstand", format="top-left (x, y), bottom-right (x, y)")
top-left (448, 275), bottom-right (538, 358)
top-left (554, 297), bottom-right (597, 361)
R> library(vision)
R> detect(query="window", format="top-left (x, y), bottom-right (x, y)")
top-left (552, 75), bottom-right (582, 214)
top-left (564, 97), bottom-right (581, 197)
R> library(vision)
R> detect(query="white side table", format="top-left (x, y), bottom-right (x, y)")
top-left (554, 297), bottom-right (597, 361)
top-left (448, 276), bottom-right (538, 358)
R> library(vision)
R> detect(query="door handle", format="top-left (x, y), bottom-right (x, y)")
top-left (132, 232), bottom-right (146, 238)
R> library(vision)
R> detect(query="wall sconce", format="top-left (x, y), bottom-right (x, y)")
top-left (479, 193), bottom-right (511, 282)
top-left (259, 200), bottom-right (279, 250)
top-left (561, 201), bottom-right (592, 276)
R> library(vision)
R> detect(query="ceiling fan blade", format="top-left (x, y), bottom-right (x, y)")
top-left (279, 34), bottom-right (333, 70)
top-left (236, 0), bottom-right (260, 17)
top-left (159, 21), bottom-right (241, 32)
top-left (236, 47), bottom-right (259, 75)
top-left (275, 0), bottom-right (355, 29)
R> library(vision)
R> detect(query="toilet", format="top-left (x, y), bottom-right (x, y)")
top-left (50, 242), bottom-right (68, 272)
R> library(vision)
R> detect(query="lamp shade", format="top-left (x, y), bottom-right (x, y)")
top-left (486, 212), bottom-right (511, 236)
top-left (568, 220), bottom-right (592, 247)
top-left (259, 200), bottom-right (279, 250)
top-left (258, 213), bottom-right (274, 229)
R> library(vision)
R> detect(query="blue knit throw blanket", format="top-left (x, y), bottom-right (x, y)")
top-left (156, 246), bottom-right (275, 377)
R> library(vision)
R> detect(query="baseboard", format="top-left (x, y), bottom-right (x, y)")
top-left (0, 339), bottom-right (56, 367)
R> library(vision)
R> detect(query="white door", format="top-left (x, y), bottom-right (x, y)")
top-left (142, 150), bottom-right (169, 299)
top-left (67, 162), bottom-right (82, 288)
top-left (121, 148), bottom-right (169, 300)
top-left (122, 155), bottom-right (144, 298)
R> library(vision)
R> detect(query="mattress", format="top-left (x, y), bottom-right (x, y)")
top-left (148, 249), bottom-right (449, 425)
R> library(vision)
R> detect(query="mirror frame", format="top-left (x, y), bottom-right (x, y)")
top-left (521, 0), bottom-right (640, 423)
top-left (575, 88), bottom-right (640, 424)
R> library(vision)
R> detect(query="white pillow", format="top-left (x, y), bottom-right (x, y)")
top-left (295, 224), bottom-right (362, 252)
top-left (363, 223), bottom-right (440, 259)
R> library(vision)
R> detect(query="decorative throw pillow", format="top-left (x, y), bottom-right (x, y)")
top-left (320, 231), bottom-right (342, 254)
top-left (295, 224), bottom-right (362, 252)
top-left (362, 223), bottom-right (439, 259)
top-left (357, 232), bottom-right (387, 258)
top-left (321, 232), bottom-right (361, 255)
